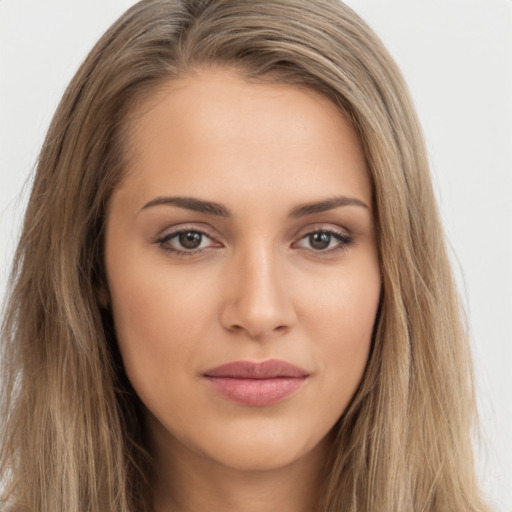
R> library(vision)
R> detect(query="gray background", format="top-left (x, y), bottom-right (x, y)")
top-left (1, 0), bottom-right (511, 509)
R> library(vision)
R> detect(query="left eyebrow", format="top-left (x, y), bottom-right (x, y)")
top-left (289, 196), bottom-right (369, 218)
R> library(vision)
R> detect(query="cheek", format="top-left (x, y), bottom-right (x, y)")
top-left (300, 259), bottom-right (380, 406)
top-left (106, 257), bottom-right (216, 400)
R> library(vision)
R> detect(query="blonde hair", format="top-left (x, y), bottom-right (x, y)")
top-left (0, 0), bottom-right (491, 510)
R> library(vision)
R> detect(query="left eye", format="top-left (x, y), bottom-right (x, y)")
top-left (295, 230), bottom-right (351, 251)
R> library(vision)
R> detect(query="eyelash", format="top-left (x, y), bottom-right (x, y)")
top-left (156, 227), bottom-right (353, 257)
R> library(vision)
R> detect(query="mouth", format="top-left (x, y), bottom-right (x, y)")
top-left (202, 359), bottom-right (310, 406)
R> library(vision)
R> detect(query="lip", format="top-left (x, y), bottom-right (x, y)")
top-left (202, 359), bottom-right (309, 406)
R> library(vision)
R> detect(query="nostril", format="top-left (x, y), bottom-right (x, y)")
top-left (225, 321), bottom-right (291, 338)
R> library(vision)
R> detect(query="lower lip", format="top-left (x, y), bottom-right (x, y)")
top-left (204, 376), bottom-right (307, 406)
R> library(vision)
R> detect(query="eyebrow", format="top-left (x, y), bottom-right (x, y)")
top-left (289, 196), bottom-right (369, 218)
top-left (140, 195), bottom-right (369, 217)
top-left (141, 196), bottom-right (230, 216)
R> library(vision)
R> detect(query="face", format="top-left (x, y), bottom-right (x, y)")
top-left (104, 68), bottom-right (381, 474)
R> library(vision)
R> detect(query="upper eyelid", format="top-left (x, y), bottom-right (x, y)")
top-left (292, 223), bottom-right (351, 240)
top-left (160, 227), bottom-right (211, 238)
top-left (157, 224), bottom-right (217, 240)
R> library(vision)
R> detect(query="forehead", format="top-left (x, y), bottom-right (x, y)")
top-left (115, 67), bottom-right (371, 211)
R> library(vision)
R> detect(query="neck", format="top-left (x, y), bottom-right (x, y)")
top-left (149, 417), bottom-right (330, 512)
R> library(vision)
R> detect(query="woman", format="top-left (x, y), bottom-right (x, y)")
top-left (0, 0), bottom-right (492, 511)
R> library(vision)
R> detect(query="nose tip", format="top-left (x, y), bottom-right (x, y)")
top-left (224, 301), bottom-right (293, 339)
top-left (220, 252), bottom-right (296, 339)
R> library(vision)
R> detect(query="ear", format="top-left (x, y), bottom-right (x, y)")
top-left (96, 280), bottom-right (111, 309)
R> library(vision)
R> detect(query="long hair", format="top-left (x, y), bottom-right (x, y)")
top-left (0, 1), bottom-right (490, 510)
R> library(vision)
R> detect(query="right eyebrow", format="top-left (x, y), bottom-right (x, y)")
top-left (140, 196), bottom-right (231, 217)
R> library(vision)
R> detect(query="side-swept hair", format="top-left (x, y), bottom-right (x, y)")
top-left (1, 1), bottom-right (490, 510)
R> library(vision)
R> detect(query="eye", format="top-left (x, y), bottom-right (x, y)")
top-left (294, 230), bottom-right (352, 252)
top-left (157, 229), bottom-right (217, 254)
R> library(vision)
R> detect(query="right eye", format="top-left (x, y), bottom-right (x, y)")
top-left (157, 229), bottom-right (217, 255)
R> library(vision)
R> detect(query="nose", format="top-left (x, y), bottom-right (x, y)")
top-left (220, 246), bottom-right (297, 339)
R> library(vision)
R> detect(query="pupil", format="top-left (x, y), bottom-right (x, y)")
top-left (310, 232), bottom-right (331, 250)
top-left (179, 231), bottom-right (202, 249)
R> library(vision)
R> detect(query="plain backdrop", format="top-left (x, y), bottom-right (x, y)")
top-left (1, 0), bottom-right (511, 509)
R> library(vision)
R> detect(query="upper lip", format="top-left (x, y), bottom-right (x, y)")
top-left (203, 359), bottom-right (309, 379)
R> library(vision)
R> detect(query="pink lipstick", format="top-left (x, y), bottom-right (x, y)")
top-left (202, 359), bottom-right (309, 406)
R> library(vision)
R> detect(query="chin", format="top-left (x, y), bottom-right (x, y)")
top-left (201, 444), bottom-right (316, 473)
top-left (178, 416), bottom-right (332, 473)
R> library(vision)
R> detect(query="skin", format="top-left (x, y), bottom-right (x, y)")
top-left (104, 68), bottom-right (381, 512)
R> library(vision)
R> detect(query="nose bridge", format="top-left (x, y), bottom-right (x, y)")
top-left (221, 240), bottom-right (296, 338)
